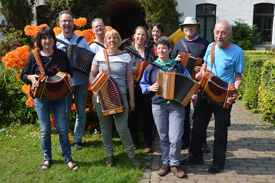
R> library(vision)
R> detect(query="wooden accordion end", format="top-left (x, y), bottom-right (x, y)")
top-left (119, 38), bottom-right (132, 50)
top-left (199, 71), bottom-right (235, 109)
top-left (67, 45), bottom-right (95, 76)
top-left (180, 52), bottom-right (202, 80)
top-left (133, 61), bottom-right (150, 82)
top-left (31, 71), bottom-right (75, 100)
top-left (91, 70), bottom-right (125, 116)
top-left (156, 72), bottom-right (200, 106)
top-left (168, 28), bottom-right (186, 45)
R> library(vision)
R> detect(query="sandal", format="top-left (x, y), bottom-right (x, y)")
top-left (65, 159), bottom-right (79, 170)
top-left (40, 159), bottom-right (51, 170)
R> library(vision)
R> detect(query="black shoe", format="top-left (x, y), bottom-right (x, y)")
top-left (106, 156), bottom-right (115, 167)
top-left (202, 143), bottom-right (210, 153)
top-left (208, 165), bottom-right (222, 174)
top-left (74, 142), bottom-right (83, 150)
top-left (180, 158), bottom-right (204, 166)
top-left (57, 144), bottom-right (62, 152)
top-left (181, 142), bottom-right (189, 150)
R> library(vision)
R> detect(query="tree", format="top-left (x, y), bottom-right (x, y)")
top-left (139, 0), bottom-right (183, 36)
top-left (0, 0), bottom-right (36, 30)
top-left (229, 19), bottom-right (260, 50)
top-left (45, 0), bottom-right (110, 28)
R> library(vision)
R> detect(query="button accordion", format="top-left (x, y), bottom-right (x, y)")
top-left (31, 71), bottom-right (75, 100)
top-left (133, 61), bottom-right (150, 82)
top-left (180, 52), bottom-right (202, 80)
top-left (156, 72), bottom-right (200, 106)
top-left (91, 70), bottom-right (125, 116)
top-left (199, 70), bottom-right (234, 109)
top-left (67, 45), bottom-right (95, 75)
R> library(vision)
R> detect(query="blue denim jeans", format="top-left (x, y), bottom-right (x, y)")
top-left (34, 98), bottom-right (72, 161)
top-left (152, 102), bottom-right (185, 166)
top-left (65, 81), bottom-right (88, 143)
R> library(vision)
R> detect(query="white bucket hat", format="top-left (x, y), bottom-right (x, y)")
top-left (179, 17), bottom-right (201, 31)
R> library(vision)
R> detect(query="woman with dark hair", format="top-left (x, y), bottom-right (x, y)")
top-left (21, 26), bottom-right (78, 171)
top-left (124, 26), bottom-right (156, 153)
top-left (146, 22), bottom-right (165, 57)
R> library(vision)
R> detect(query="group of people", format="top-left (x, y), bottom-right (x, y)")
top-left (21, 9), bottom-right (244, 178)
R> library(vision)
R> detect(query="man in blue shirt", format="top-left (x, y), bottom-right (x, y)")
top-left (181, 21), bottom-right (244, 174)
top-left (56, 10), bottom-right (92, 150)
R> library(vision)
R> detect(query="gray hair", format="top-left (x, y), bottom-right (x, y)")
top-left (91, 18), bottom-right (104, 28)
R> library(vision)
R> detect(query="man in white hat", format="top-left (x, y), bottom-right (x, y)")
top-left (172, 16), bottom-right (210, 152)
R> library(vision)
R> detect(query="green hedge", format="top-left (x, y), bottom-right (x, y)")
top-left (240, 51), bottom-right (275, 124)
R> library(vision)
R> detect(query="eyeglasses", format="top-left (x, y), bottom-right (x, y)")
top-left (60, 20), bottom-right (73, 24)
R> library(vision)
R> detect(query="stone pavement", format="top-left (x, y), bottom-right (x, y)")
top-left (139, 100), bottom-right (275, 183)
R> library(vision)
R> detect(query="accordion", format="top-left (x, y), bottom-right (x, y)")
top-left (156, 72), bottom-right (200, 106)
top-left (91, 70), bottom-right (125, 116)
top-left (169, 28), bottom-right (186, 45)
top-left (119, 38), bottom-right (132, 50)
top-left (199, 70), bottom-right (234, 109)
top-left (67, 45), bottom-right (95, 76)
top-left (133, 61), bottom-right (150, 82)
top-left (180, 52), bottom-right (202, 80)
top-left (31, 71), bottom-right (75, 100)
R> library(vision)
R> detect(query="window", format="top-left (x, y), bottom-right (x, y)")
top-left (36, 5), bottom-right (49, 26)
top-left (196, 4), bottom-right (216, 42)
top-left (253, 3), bottom-right (274, 43)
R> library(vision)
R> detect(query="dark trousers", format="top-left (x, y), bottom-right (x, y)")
top-left (128, 86), bottom-right (154, 145)
top-left (189, 94), bottom-right (232, 169)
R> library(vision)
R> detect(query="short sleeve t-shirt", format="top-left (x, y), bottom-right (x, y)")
top-left (203, 43), bottom-right (244, 83)
top-left (92, 50), bottom-right (133, 94)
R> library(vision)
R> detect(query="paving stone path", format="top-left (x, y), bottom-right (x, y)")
top-left (139, 100), bottom-right (275, 183)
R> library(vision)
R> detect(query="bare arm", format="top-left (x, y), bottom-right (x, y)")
top-left (227, 73), bottom-right (242, 104)
top-left (126, 70), bottom-right (135, 112)
top-left (89, 65), bottom-right (99, 97)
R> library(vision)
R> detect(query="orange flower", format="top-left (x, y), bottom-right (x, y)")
top-left (50, 114), bottom-right (55, 127)
top-left (104, 26), bottom-right (113, 33)
top-left (71, 103), bottom-right (76, 112)
top-left (88, 125), bottom-right (92, 129)
top-left (12, 130), bottom-right (15, 133)
top-left (53, 27), bottom-right (62, 36)
top-left (96, 134), bottom-right (100, 138)
top-left (16, 73), bottom-right (21, 80)
top-left (74, 17), bottom-right (87, 27)
top-left (69, 136), bottom-right (73, 141)
top-left (57, 134), bottom-right (59, 137)
top-left (24, 24), bottom-right (48, 37)
top-left (86, 139), bottom-right (90, 142)
top-left (85, 108), bottom-right (89, 112)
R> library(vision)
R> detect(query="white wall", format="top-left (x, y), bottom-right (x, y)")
top-left (176, 0), bottom-right (275, 48)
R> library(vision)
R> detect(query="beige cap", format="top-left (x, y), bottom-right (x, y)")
top-left (179, 16), bottom-right (201, 31)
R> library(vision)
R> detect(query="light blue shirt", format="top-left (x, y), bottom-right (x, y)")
top-left (56, 32), bottom-right (92, 86)
top-left (203, 42), bottom-right (244, 83)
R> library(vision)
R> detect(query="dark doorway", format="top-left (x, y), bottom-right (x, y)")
top-left (110, 8), bottom-right (146, 40)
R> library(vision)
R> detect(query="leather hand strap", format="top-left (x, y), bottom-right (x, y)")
top-left (103, 49), bottom-right (110, 74)
top-left (32, 50), bottom-right (45, 75)
top-left (210, 42), bottom-right (216, 72)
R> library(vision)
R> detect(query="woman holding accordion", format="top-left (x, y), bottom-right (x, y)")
top-left (90, 29), bottom-right (142, 168)
top-left (21, 27), bottom-right (78, 171)
top-left (124, 26), bottom-right (156, 153)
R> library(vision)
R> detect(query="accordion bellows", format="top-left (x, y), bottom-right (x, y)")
top-left (156, 72), bottom-right (200, 106)
top-left (169, 28), bottom-right (186, 45)
top-left (199, 71), bottom-right (234, 109)
top-left (133, 61), bottom-right (149, 82)
top-left (32, 71), bottom-right (74, 100)
top-left (180, 52), bottom-right (202, 80)
top-left (67, 45), bottom-right (95, 75)
top-left (91, 70), bottom-right (125, 116)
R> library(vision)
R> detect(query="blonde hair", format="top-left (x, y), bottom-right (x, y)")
top-left (104, 29), bottom-right (122, 48)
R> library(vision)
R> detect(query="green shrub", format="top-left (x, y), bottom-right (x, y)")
top-left (139, 0), bottom-right (183, 36)
top-left (258, 60), bottom-right (275, 124)
top-left (0, 64), bottom-right (37, 126)
top-left (229, 19), bottom-right (260, 50)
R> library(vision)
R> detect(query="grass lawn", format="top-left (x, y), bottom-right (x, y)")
top-left (0, 124), bottom-right (145, 183)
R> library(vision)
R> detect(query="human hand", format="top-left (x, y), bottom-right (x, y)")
top-left (129, 99), bottom-right (135, 112)
top-left (149, 82), bottom-right (159, 92)
top-left (191, 93), bottom-right (197, 101)
top-left (68, 74), bottom-right (73, 87)
top-left (195, 72), bottom-right (202, 81)
top-left (28, 75), bottom-right (39, 88)
top-left (227, 90), bottom-right (238, 105)
top-left (175, 54), bottom-right (182, 61)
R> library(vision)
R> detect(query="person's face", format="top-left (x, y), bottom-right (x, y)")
top-left (152, 26), bottom-right (162, 42)
top-left (41, 35), bottom-right (54, 50)
top-left (157, 43), bottom-right (171, 60)
top-left (133, 28), bottom-right (147, 45)
top-left (92, 20), bottom-right (105, 36)
top-left (214, 22), bottom-right (233, 48)
top-left (183, 24), bottom-right (198, 38)
top-left (106, 34), bottom-right (118, 49)
top-left (58, 13), bottom-right (74, 34)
